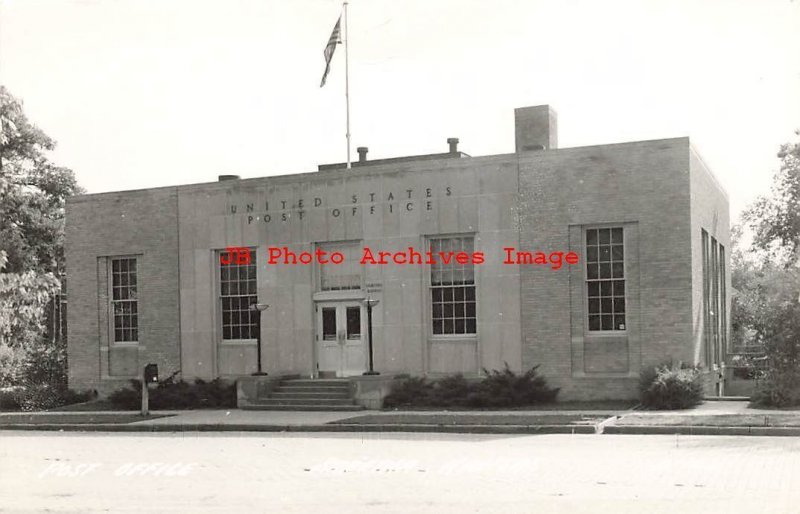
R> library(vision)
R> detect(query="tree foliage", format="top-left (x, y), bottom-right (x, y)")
top-left (734, 132), bottom-right (800, 406)
top-left (1, 85), bottom-right (83, 275)
top-left (0, 252), bottom-right (60, 344)
top-left (748, 268), bottom-right (800, 406)
top-left (0, 86), bottom-right (82, 387)
top-left (743, 131), bottom-right (800, 266)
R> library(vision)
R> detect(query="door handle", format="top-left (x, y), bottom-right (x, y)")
top-left (337, 329), bottom-right (346, 345)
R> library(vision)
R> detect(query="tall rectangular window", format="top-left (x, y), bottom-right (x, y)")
top-left (586, 227), bottom-right (626, 331)
top-left (318, 241), bottom-right (362, 291)
top-left (220, 249), bottom-right (258, 340)
top-left (111, 257), bottom-right (138, 342)
top-left (702, 229), bottom-right (711, 363)
top-left (711, 238), bottom-right (719, 362)
top-left (430, 236), bottom-right (477, 335)
top-left (719, 244), bottom-right (727, 352)
top-left (702, 231), bottom-right (728, 365)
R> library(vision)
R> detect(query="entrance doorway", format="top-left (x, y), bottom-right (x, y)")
top-left (316, 302), bottom-right (366, 377)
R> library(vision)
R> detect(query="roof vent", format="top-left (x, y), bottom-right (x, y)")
top-left (447, 137), bottom-right (459, 154)
top-left (218, 175), bottom-right (240, 181)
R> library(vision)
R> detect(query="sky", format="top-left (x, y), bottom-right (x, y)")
top-left (1, 0), bottom-right (799, 219)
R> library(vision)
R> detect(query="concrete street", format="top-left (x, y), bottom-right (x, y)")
top-left (1, 431), bottom-right (799, 513)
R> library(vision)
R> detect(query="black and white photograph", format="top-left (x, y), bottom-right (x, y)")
top-left (1, 0), bottom-right (799, 512)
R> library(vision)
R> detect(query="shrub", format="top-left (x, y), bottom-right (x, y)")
top-left (0, 344), bottom-right (24, 387)
top-left (639, 363), bottom-right (704, 410)
top-left (750, 299), bottom-right (800, 407)
top-left (107, 381), bottom-right (141, 410)
top-left (21, 338), bottom-right (67, 387)
top-left (429, 374), bottom-right (478, 407)
top-left (3, 383), bottom-right (94, 412)
top-left (383, 376), bottom-right (431, 408)
top-left (0, 386), bottom-right (23, 410)
top-left (108, 377), bottom-right (237, 410)
top-left (383, 364), bottom-right (559, 409)
top-left (470, 364), bottom-right (559, 408)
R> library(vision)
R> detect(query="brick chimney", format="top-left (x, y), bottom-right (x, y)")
top-left (514, 105), bottom-right (558, 152)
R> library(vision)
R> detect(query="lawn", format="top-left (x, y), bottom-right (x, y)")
top-left (46, 399), bottom-right (131, 412)
top-left (380, 400), bottom-right (638, 412)
top-left (330, 413), bottom-right (613, 426)
top-left (0, 413), bottom-right (172, 424)
top-left (615, 413), bottom-right (800, 427)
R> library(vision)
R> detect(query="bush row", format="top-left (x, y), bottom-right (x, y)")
top-left (383, 364), bottom-right (559, 408)
top-left (108, 377), bottom-right (236, 410)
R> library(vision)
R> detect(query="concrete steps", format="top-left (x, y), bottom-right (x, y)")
top-left (270, 391), bottom-right (350, 400)
top-left (243, 378), bottom-right (364, 411)
top-left (241, 403), bottom-right (364, 412)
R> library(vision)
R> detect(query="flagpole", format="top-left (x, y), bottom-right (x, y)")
top-left (344, 1), bottom-right (351, 169)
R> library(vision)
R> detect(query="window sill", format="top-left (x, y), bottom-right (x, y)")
top-left (109, 341), bottom-right (140, 347)
top-left (220, 340), bottom-right (257, 346)
top-left (430, 336), bottom-right (478, 344)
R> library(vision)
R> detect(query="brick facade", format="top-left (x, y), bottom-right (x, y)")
top-left (517, 138), bottom-right (704, 400)
top-left (66, 105), bottom-right (730, 400)
top-left (66, 188), bottom-right (181, 394)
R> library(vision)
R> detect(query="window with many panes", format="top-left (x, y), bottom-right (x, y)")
top-left (111, 257), bottom-right (138, 342)
top-left (219, 249), bottom-right (258, 340)
top-left (430, 236), bottom-right (477, 335)
top-left (585, 227), bottom-right (626, 331)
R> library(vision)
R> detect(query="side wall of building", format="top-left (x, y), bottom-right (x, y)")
top-left (517, 138), bottom-right (694, 400)
top-left (689, 147), bottom-right (731, 393)
top-left (66, 188), bottom-right (181, 393)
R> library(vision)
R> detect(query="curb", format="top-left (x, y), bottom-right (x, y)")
top-left (0, 423), bottom-right (598, 435)
top-left (603, 424), bottom-right (800, 437)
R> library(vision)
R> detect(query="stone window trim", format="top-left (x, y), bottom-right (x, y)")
top-left (108, 256), bottom-right (139, 345)
top-left (427, 234), bottom-right (478, 338)
top-left (584, 225), bottom-right (627, 334)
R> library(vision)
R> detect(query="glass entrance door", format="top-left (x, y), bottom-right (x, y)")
top-left (316, 302), bottom-right (366, 377)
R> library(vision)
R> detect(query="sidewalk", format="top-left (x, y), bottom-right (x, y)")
top-left (2, 401), bottom-right (799, 435)
top-left (603, 400), bottom-right (800, 436)
top-left (0, 407), bottom-right (620, 434)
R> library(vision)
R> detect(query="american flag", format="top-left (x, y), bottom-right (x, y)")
top-left (320, 16), bottom-right (342, 87)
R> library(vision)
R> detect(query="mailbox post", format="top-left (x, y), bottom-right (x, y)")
top-left (141, 364), bottom-right (158, 416)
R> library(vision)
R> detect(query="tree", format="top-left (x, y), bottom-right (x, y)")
top-left (743, 131), bottom-right (800, 266)
top-left (1, 85), bottom-right (83, 274)
top-left (748, 267), bottom-right (800, 406)
top-left (0, 86), bottom-right (83, 386)
top-left (0, 251), bottom-right (60, 385)
top-left (736, 131), bottom-right (800, 406)
top-left (730, 224), bottom-right (760, 352)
